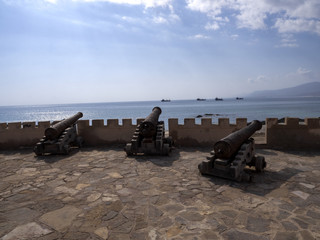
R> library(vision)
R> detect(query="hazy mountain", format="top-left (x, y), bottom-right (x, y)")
top-left (247, 82), bottom-right (320, 98)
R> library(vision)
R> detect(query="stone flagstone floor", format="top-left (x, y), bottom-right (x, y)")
top-left (0, 147), bottom-right (320, 240)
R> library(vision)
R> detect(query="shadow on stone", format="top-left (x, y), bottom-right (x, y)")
top-left (127, 148), bottom-right (181, 167)
top-left (35, 148), bottom-right (80, 163)
top-left (255, 149), bottom-right (278, 156)
top-left (204, 167), bottom-right (302, 197)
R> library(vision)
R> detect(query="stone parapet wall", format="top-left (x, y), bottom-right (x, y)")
top-left (0, 119), bottom-right (144, 149)
top-left (77, 119), bottom-right (143, 146)
top-left (0, 121), bottom-right (50, 149)
top-left (266, 117), bottom-right (320, 150)
top-left (0, 117), bottom-right (319, 150)
top-left (169, 118), bottom-right (248, 147)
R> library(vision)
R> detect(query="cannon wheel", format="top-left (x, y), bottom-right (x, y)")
top-left (76, 136), bottom-right (84, 148)
top-left (164, 137), bottom-right (173, 147)
top-left (63, 145), bottom-right (70, 155)
top-left (255, 156), bottom-right (266, 172)
top-left (125, 143), bottom-right (133, 156)
top-left (162, 143), bottom-right (170, 156)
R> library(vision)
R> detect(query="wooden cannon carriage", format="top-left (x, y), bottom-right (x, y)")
top-left (34, 112), bottom-right (83, 155)
top-left (125, 107), bottom-right (172, 156)
top-left (198, 120), bottom-right (266, 181)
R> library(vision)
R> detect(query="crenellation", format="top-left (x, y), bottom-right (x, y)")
top-left (218, 118), bottom-right (230, 127)
top-left (266, 118), bottom-right (278, 127)
top-left (92, 119), bottom-right (104, 127)
top-left (285, 117), bottom-right (300, 127)
top-left (0, 121), bottom-right (45, 149)
top-left (168, 117), bottom-right (250, 147)
top-left (201, 118), bottom-right (212, 127)
top-left (168, 118), bottom-right (179, 128)
top-left (107, 119), bottom-right (119, 127)
top-left (22, 122), bottom-right (36, 128)
top-left (0, 123), bottom-right (8, 130)
top-left (8, 122), bottom-right (22, 129)
top-left (38, 121), bottom-right (50, 128)
top-left (305, 118), bottom-right (320, 128)
top-left (184, 118), bottom-right (196, 127)
top-left (76, 118), bottom-right (138, 146)
top-left (266, 117), bottom-right (320, 150)
top-left (137, 118), bottom-right (145, 125)
top-left (1, 117), bottom-right (319, 150)
top-left (122, 119), bottom-right (133, 127)
top-left (236, 118), bottom-right (247, 128)
top-left (78, 120), bottom-right (90, 128)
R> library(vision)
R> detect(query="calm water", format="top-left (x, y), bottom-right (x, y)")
top-left (0, 98), bottom-right (319, 125)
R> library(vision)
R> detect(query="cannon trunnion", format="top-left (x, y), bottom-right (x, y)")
top-left (125, 107), bottom-right (173, 156)
top-left (198, 120), bottom-right (266, 181)
top-left (34, 112), bottom-right (83, 156)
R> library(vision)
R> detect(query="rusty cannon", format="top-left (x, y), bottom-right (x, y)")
top-left (198, 120), bottom-right (266, 181)
top-left (34, 112), bottom-right (84, 156)
top-left (125, 107), bottom-right (173, 155)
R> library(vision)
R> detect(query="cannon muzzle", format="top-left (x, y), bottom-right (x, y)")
top-left (139, 107), bottom-right (162, 138)
top-left (45, 112), bottom-right (83, 140)
top-left (213, 120), bottom-right (262, 159)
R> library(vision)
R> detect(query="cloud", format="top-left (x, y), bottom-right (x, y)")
top-left (297, 67), bottom-right (312, 75)
top-left (2, 0), bottom-right (59, 8)
top-left (72, 0), bottom-right (172, 8)
top-left (189, 34), bottom-right (211, 40)
top-left (186, 0), bottom-right (228, 15)
top-left (248, 68), bottom-right (317, 87)
top-left (74, 0), bottom-right (179, 25)
top-left (278, 42), bottom-right (299, 48)
top-left (235, 1), bottom-right (269, 30)
top-left (248, 75), bottom-right (267, 84)
top-left (275, 34), bottom-right (299, 48)
top-left (186, 0), bottom-right (320, 36)
top-left (281, 67), bottom-right (317, 85)
top-left (3, 0), bottom-right (320, 37)
top-left (205, 22), bottom-right (220, 30)
top-left (151, 6), bottom-right (180, 24)
top-left (121, 16), bottom-right (138, 23)
top-left (275, 18), bottom-right (320, 35)
top-left (282, 66), bottom-right (315, 83)
top-left (204, 16), bottom-right (229, 30)
top-left (4, 0), bottom-right (173, 8)
top-left (230, 34), bottom-right (239, 40)
top-left (153, 16), bottom-right (168, 24)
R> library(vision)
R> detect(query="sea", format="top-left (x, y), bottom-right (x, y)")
top-left (0, 98), bottom-right (319, 125)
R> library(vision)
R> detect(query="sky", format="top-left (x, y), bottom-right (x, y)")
top-left (0, 0), bottom-right (320, 106)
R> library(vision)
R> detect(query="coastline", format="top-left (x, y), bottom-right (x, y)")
top-left (1, 98), bottom-right (320, 125)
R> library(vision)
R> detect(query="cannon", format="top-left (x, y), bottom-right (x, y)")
top-left (34, 112), bottom-right (83, 156)
top-left (198, 120), bottom-right (266, 181)
top-left (125, 107), bottom-right (173, 155)
top-left (139, 106), bottom-right (162, 138)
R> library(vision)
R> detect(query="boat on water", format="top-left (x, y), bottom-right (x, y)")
top-left (161, 99), bottom-right (171, 102)
top-left (236, 97), bottom-right (244, 100)
top-left (197, 98), bottom-right (206, 101)
top-left (215, 97), bottom-right (223, 101)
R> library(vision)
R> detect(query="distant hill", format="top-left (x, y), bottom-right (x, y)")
top-left (247, 82), bottom-right (320, 98)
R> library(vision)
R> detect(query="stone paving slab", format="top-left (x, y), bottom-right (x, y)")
top-left (0, 147), bottom-right (320, 240)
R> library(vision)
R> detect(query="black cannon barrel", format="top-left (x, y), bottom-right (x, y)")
top-left (45, 112), bottom-right (83, 140)
top-left (139, 107), bottom-right (162, 138)
top-left (213, 120), bottom-right (262, 159)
